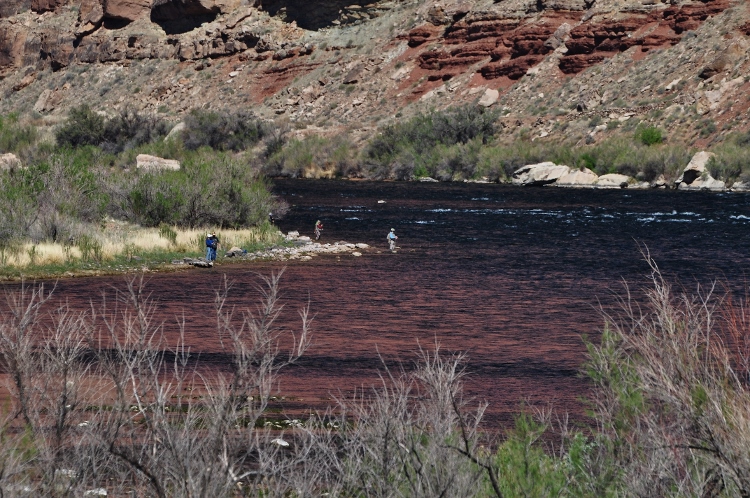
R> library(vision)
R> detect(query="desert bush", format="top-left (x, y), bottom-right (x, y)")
top-left (122, 151), bottom-right (277, 228)
top-left (55, 105), bottom-right (106, 148)
top-left (364, 105), bottom-right (499, 179)
top-left (264, 134), bottom-right (358, 179)
top-left (584, 254), bottom-right (750, 496)
top-left (328, 346), bottom-right (488, 497)
top-left (709, 144), bottom-right (750, 183)
top-left (100, 107), bottom-right (170, 154)
top-left (0, 113), bottom-right (38, 153)
top-left (634, 126), bottom-right (664, 146)
top-left (0, 147), bottom-right (109, 243)
top-left (182, 109), bottom-right (273, 151)
top-left (0, 272), bottom-right (313, 497)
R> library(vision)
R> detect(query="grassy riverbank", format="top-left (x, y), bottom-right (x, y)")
top-left (0, 222), bottom-right (284, 280)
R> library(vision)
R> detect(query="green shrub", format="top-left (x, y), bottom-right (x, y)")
top-left (124, 151), bottom-right (275, 228)
top-left (100, 107), bottom-right (170, 154)
top-left (0, 114), bottom-right (38, 153)
top-left (698, 119), bottom-right (717, 139)
top-left (55, 105), bottom-right (105, 148)
top-left (182, 109), bottom-right (273, 151)
top-left (264, 135), bottom-right (357, 179)
top-left (364, 105), bottom-right (499, 179)
top-left (635, 126), bottom-right (663, 146)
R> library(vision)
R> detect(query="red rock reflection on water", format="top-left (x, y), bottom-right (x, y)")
top-left (10, 178), bottom-right (749, 429)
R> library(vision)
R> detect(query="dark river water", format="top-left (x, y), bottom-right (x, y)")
top-left (10, 180), bottom-right (750, 427)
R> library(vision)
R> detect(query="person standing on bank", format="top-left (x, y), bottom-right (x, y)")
top-left (205, 232), bottom-right (219, 266)
top-left (387, 228), bottom-right (398, 252)
top-left (314, 220), bottom-right (323, 240)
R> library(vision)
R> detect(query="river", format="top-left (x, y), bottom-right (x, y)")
top-left (10, 180), bottom-right (750, 427)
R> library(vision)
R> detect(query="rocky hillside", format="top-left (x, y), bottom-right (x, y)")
top-left (0, 0), bottom-right (748, 150)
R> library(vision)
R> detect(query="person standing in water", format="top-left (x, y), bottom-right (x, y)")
top-left (387, 228), bottom-right (398, 251)
top-left (314, 220), bottom-right (323, 240)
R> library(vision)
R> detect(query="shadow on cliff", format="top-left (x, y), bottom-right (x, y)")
top-left (259, 0), bottom-right (371, 30)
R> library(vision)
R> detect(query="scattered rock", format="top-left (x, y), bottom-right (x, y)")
top-left (164, 122), bottom-right (185, 142)
top-left (136, 154), bottom-right (181, 171)
top-left (12, 73), bottom-right (35, 91)
top-left (478, 88), bottom-right (499, 107)
top-left (651, 174), bottom-right (669, 189)
top-left (676, 152), bottom-right (725, 191)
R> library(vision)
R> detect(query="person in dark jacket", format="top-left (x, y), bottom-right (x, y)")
top-left (205, 232), bottom-right (219, 265)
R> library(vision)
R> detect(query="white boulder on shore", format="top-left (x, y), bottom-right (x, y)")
top-left (512, 162), bottom-right (570, 186)
top-left (596, 174), bottom-right (631, 189)
top-left (512, 163), bottom-right (637, 188)
top-left (554, 167), bottom-right (598, 187)
top-left (675, 151), bottom-right (725, 191)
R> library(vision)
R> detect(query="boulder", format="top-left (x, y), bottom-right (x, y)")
top-left (136, 154), bottom-right (181, 171)
top-left (730, 181), bottom-right (750, 192)
top-left (225, 246), bottom-right (246, 257)
top-left (512, 162), bottom-right (570, 186)
top-left (596, 174), bottom-right (631, 188)
top-left (478, 88), bottom-right (499, 107)
top-left (164, 121), bottom-right (185, 141)
top-left (679, 175), bottom-right (725, 191)
top-left (0, 153), bottom-right (22, 171)
top-left (553, 167), bottom-right (598, 187)
top-left (33, 88), bottom-right (62, 113)
top-left (12, 72), bottom-right (35, 91)
top-left (676, 151), bottom-right (714, 186)
top-left (651, 174), bottom-right (669, 189)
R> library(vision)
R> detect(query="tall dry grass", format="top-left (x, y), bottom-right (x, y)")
top-left (3, 222), bottom-right (284, 268)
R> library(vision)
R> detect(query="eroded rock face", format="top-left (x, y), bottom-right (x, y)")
top-left (103, 0), bottom-right (152, 22)
top-left (0, 26), bottom-right (27, 74)
top-left (0, 0), bottom-right (31, 18)
top-left (31, 0), bottom-right (68, 13)
top-left (558, 1), bottom-right (729, 74)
